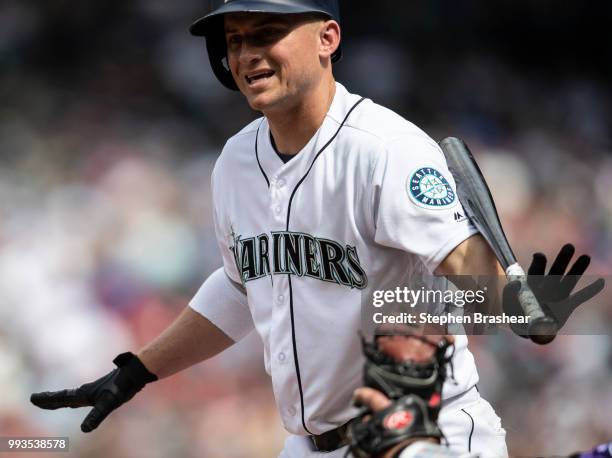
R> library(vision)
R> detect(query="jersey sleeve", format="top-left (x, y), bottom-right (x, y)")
top-left (189, 267), bottom-right (254, 342)
top-left (211, 161), bottom-right (242, 285)
top-left (187, 161), bottom-right (254, 342)
top-left (371, 133), bottom-right (478, 273)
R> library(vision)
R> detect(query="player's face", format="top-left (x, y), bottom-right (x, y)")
top-left (224, 13), bottom-right (328, 113)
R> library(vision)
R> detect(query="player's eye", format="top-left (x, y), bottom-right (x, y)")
top-left (250, 27), bottom-right (288, 46)
top-left (226, 27), bottom-right (287, 51)
top-left (226, 35), bottom-right (242, 50)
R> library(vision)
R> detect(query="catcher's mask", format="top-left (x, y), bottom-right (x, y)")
top-left (362, 333), bottom-right (456, 408)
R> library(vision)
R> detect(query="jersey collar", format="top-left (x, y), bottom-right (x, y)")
top-left (255, 82), bottom-right (353, 184)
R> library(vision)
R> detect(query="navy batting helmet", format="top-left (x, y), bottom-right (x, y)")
top-left (190, 0), bottom-right (342, 91)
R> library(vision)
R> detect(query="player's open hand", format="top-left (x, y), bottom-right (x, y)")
top-left (503, 243), bottom-right (605, 338)
top-left (30, 352), bottom-right (157, 432)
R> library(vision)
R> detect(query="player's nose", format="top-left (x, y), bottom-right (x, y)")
top-left (238, 42), bottom-right (263, 66)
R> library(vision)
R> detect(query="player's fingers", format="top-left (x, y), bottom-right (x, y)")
top-left (30, 388), bottom-right (90, 410)
top-left (548, 244), bottom-right (575, 276)
top-left (527, 253), bottom-right (547, 276)
top-left (527, 253), bottom-right (547, 290)
top-left (554, 278), bottom-right (605, 327)
top-left (80, 391), bottom-right (120, 433)
top-left (569, 278), bottom-right (605, 309)
top-left (353, 388), bottom-right (392, 412)
top-left (560, 254), bottom-right (591, 296)
top-left (566, 254), bottom-right (591, 277)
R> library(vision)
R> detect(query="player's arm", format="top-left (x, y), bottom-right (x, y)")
top-left (137, 307), bottom-right (233, 379)
top-left (434, 233), bottom-right (504, 277)
top-left (30, 268), bottom-right (252, 432)
top-left (434, 234), bottom-right (507, 331)
top-left (434, 233), bottom-right (505, 313)
top-left (29, 309), bottom-right (233, 433)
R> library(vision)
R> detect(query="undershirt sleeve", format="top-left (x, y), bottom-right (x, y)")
top-left (371, 133), bottom-right (478, 273)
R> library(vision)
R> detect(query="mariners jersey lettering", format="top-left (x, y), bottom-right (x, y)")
top-left (190, 83), bottom-right (479, 436)
top-left (231, 231), bottom-right (367, 288)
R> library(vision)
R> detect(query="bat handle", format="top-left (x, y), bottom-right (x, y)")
top-left (506, 263), bottom-right (558, 345)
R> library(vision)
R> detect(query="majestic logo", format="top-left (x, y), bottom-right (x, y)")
top-left (229, 231), bottom-right (368, 290)
top-left (407, 167), bottom-right (457, 209)
top-left (454, 211), bottom-right (467, 222)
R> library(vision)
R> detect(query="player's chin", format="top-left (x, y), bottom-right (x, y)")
top-left (244, 89), bottom-right (279, 112)
top-left (240, 80), bottom-right (280, 106)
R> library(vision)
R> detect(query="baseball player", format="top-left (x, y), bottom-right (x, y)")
top-left (30, 1), bottom-right (602, 457)
top-left (349, 329), bottom-right (612, 458)
top-left (348, 332), bottom-right (479, 458)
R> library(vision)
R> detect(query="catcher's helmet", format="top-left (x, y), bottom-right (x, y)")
top-left (190, 0), bottom-right (341, 91)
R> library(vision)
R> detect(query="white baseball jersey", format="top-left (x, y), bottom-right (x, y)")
top-left (190, 82), bottom-right (480, 436)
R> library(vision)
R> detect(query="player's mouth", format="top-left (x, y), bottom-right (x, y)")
top-left (245, 70), bottom-right (275, 86)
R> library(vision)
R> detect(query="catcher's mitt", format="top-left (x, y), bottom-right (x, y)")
top-left (347, 332), bottom-right (454, 458)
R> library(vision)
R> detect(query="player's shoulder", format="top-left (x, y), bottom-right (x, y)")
top-left (335, 83), bottom-right (440, 155)
top-left (214, 117), bottom-right (264, 171)
top-left (224, 117), bottom-right (263, 150)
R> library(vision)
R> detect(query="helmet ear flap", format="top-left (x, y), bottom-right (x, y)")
top-left (205, 17), bottom-right (240, 91)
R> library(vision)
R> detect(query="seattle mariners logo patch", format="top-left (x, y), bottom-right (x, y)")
top-left (407, 167), bottom-right (457, 209)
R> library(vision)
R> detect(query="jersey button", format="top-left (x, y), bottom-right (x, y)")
top-left (277, 179), bottom-right (286, 188)
top-left (287, 407), bottom-right (297, 416)
top-left (277, 294), bottom-right (285, 304)
top-left (278, 352), bottom-right (286, 362)
top-left (274, 206), bottom-right (282, 214)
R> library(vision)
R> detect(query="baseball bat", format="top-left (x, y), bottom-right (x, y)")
top-left (439, 137), bottom-right (557, 345)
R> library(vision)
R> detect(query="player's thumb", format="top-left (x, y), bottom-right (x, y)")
top-left (80, 391), bottom-right (120, 433)
top-left (353, 387), bottom-right (392, 412)
top-left (502, 281), bottom-right (522, 311)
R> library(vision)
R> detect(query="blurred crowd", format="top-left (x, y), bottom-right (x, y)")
top-left (1, 1), bottom-right (610, 457)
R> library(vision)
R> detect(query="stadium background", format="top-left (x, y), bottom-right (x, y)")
top-left (1, 1), bottom-right (611, 456)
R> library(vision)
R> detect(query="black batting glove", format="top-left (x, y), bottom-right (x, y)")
top-left (30, 352), bottom-right (157, 432)
top-left (503, 244), bottom-right (605, 338)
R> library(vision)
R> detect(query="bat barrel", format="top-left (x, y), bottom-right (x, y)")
top-left (439, 137), bottom-right (517, 268)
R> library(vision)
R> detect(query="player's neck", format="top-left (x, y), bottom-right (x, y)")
top-left (266, 78), bottom-right (336, 155)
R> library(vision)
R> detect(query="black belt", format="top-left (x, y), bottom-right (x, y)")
top-left (310, 421), bottom-right (351, 452)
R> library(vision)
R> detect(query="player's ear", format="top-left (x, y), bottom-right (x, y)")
top-left (318, 20), bottom-right (340, 61)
